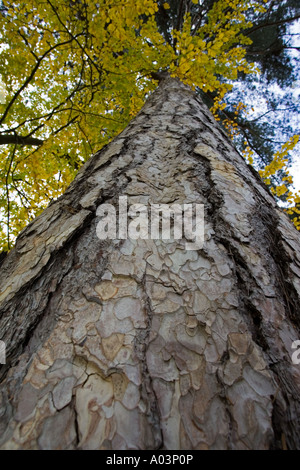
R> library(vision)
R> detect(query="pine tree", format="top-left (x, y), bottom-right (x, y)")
top-left (1, 78), bottom-right (300, 450)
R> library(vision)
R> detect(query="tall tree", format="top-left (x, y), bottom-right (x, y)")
top-left (0, 0), bottom-right (299, 250)
top-left (1, 77), bottom-right (300, 450)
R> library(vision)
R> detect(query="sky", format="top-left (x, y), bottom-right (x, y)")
top-left (288, 20), bottom-right (300, 193)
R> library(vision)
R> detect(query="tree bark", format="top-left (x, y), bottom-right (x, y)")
top-left (1, 77), bottom-right (300, 450)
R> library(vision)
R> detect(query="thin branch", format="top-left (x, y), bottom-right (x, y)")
top-left (247, 45), bottom-right (300, 55)
top-left (245, 14), bottom-right (300, 37)
top-left (0, 79), bottom-right (90, 135)
top-left (17, 29), bottom-right (39, 60)
top-left (175, 0), bottom-right (185, 32)
top-left (71, 108), bottom-right (123, 123)
top-left (0, 107), bottom-right (69, 134)
top-left (47, 0), bottom-right (138, 78)
top-left (284, 46), bottom-right (300, 52)
top-left (77, 122), bottom-right (93, 154)
top-left (53, 115), bottom-right (79, 135)
top-left (11, 180), bottom-right (32, 207)
top-left (11, 114), bottom-right (80, 172)
top-left (25, 122), bottom-right (48, 139)
top-left (247, 106), bottom-right (297, 124)
top-left (0, 34), bottom-right (83, 126)
top-left (47, 0), bottom-right (104, 77)
top-left (0, 67), bottom-right (94, 144)
top-left (219, 107), bottom-right (289, 146)
top-left (240, 129), bottom-right (266, 163)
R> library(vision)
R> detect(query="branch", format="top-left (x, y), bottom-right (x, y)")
top-left (1, 80), bottom-right (89, 136)
top-left (246, 43), bottom-right (300, 56)
top-left (47, 0), bottom-right (104, 77)
top-left (53, 115), bottom-right (79, 135)
top-left (150, 70), bottom-right (170, 82)
top-left (284, 46), bottom-right (300, 52)
top-left (0, 59), bottom-right (89, 144)
top-left (0, 134), bottom-right (44, 146)
top-left (0, 34), bottom-right (83, 126)
top-left (175, 0), bottom-right (185, 33)
top-left (247, 106), bottom-right (297, 124)
top-left (245, 14), bottom-right (300, 37)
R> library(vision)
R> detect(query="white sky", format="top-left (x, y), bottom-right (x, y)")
top-left (288, 20), bottom-right (300, 193)
top-left (291, 159), bottom-right (300, 192)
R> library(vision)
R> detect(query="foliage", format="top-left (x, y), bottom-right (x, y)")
top-left (0, 0), bottom-right (299, 250)
top-left (286, 192), bottom-right (300, 230)
top-left (0, 0), bottom-right (172, 249)
top-left (259, 135), bottom-right (299, 193)
top-left (257, 135), bottom-right (300, 228)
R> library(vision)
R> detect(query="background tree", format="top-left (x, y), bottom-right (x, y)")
top-left (155, 0), bottom-right (300, 199)
top-left (0, 0), bottom-right (299, 250)
top-left (218, 0), bottom-right (300, 197)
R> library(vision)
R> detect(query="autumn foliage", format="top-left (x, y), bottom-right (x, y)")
top-left (0, 0), bottom-right (298, 250)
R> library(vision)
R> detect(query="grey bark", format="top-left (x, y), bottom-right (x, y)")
top-left (1, 77), bottom-right (300, 450)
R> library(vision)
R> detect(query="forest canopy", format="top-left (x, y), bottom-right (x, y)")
top-left (0, 0), bottom-right (299, 250)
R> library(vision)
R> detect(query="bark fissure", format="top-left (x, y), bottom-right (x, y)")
top-left (214, 201), bottom-right (300, 448)
top-left (0, 134), bottom-right (155, 379)
top-left (0, 243), bottom-right (76, 382)
top-left (72, 395), bottom-right (80, 448)
top-left (133, 275), bottom-right (163, 450)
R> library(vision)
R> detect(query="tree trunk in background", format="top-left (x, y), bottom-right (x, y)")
top-left (1, 78), bottom-right (300, 450)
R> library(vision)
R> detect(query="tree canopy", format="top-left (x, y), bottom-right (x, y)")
top-left (0, 0), bottom-right (299, 250)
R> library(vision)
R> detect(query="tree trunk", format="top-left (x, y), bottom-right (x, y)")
top-left (1, 77), bottom-right (300, 450)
